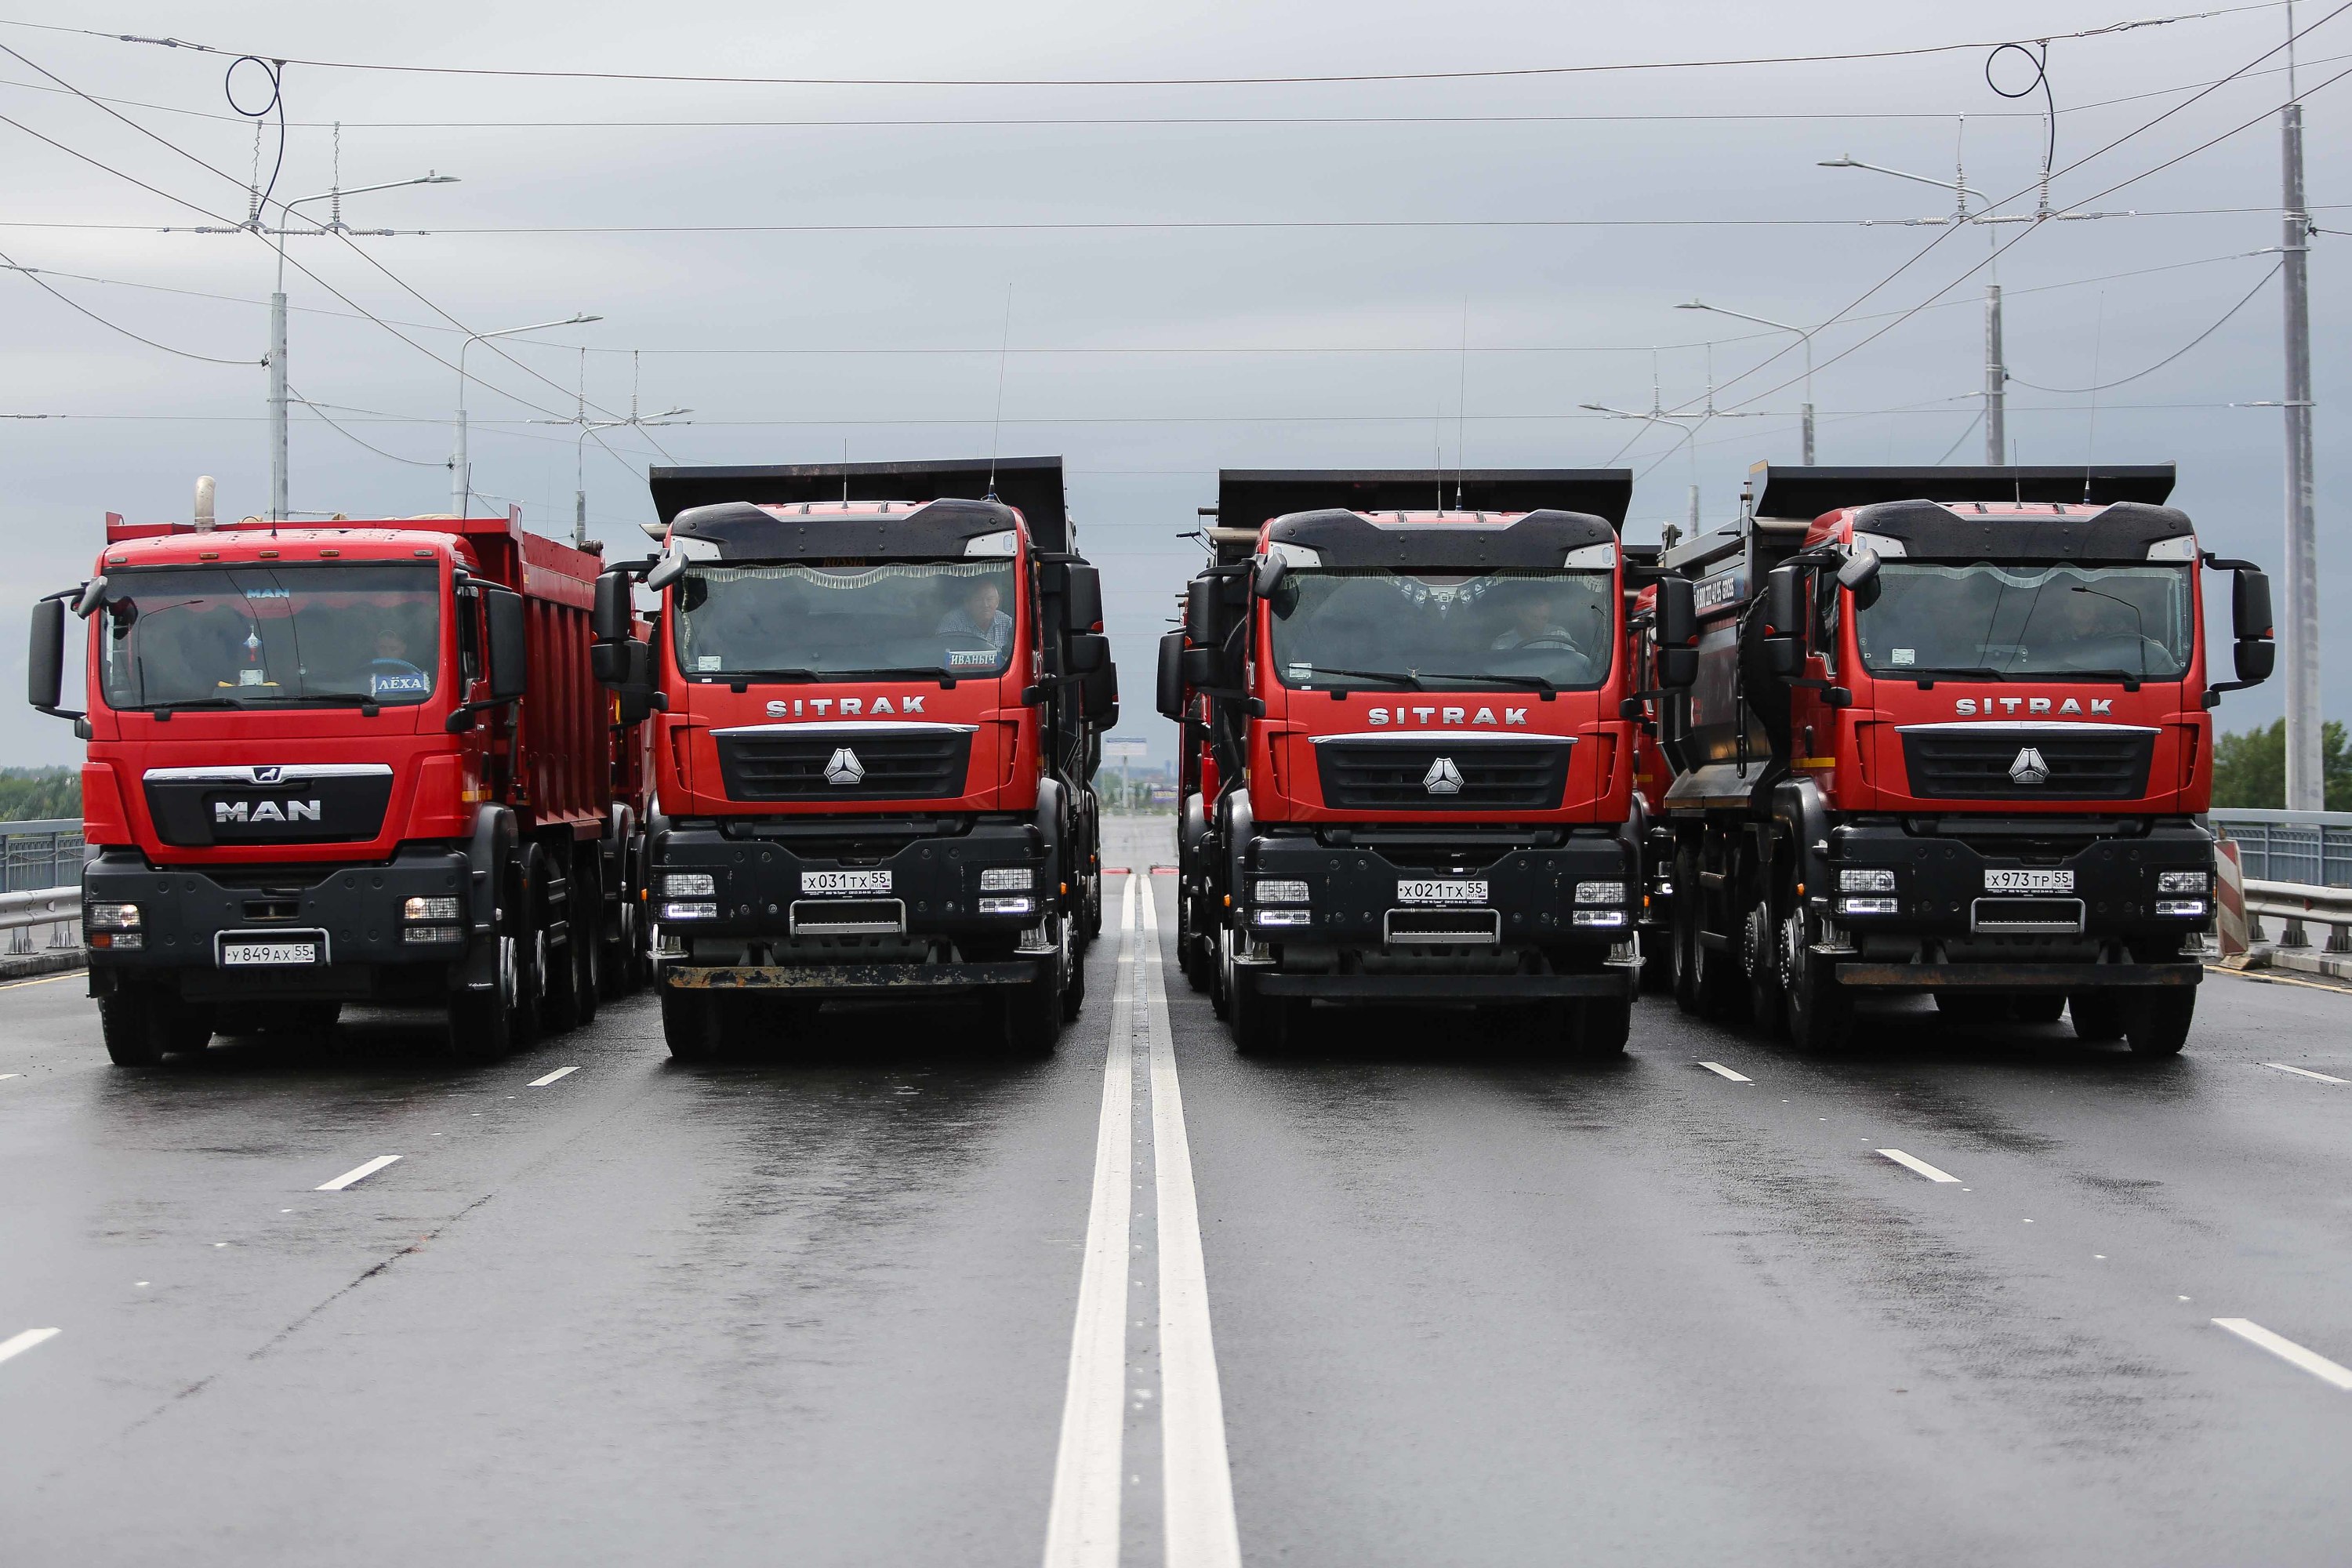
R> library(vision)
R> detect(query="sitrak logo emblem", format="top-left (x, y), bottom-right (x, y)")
top-left (823, 746), bottom-right (866, 786)
top-left (2009, 746), bottom-right (2051, 786)
top-left (1422, 756), bottom-right (1464, 796)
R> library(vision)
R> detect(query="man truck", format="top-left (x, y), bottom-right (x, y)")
top-left (1637, 463), bottom-right (2272, 1054)
top-left (32, 504), bottom-right (642, 1065)
top-left (593, 457), bottom-right (1116, 1058)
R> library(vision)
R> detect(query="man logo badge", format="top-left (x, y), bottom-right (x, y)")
top-left (252, 765), bottom-right (284, 784)
top-left (823, 747), bottom-right (866, 786)
top-left (2009, 746), bottom-right (2051, 786)
top-left (1422, 756), bottom-right (1464, 796)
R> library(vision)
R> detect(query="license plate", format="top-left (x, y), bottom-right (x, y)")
top-left (221, 939), bottom-right (318, 967)
top-left (800, 869), bottom-right (892, 895)
top-left (1985, 869), bottom-right (2074, 892)
top-left (1396, 879), bottom-right (1489, 905)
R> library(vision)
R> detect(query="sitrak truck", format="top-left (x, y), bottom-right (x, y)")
top-left (1160, 468), bottom-right (1663, 1055)
top-left (1638, 463), bottom-right (2273, 1054)
top-left (594, 457), bottom-right (1116, 1057)
top-left (32, 505), bottom-right (646, 1065)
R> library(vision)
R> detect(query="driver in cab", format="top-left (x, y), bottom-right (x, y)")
top-left (365, 627), bottom-right (434, 700)
top-left (1490, 586), bottom-right (1574, 650)
top-left (936, 578), bottom-right (1014, 664)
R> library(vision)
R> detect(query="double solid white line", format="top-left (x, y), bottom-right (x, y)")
top-left (1043, 875), bottom-right (1242, 1568)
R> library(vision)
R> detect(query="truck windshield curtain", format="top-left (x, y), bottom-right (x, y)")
top-left (673, 559), bottom-right (1019, 680)
top-left (99, 564), bottom-right (441, 710)
top-left (1267, 568), bottom-right (1614, 690)
top-left (1854, 562), bottom-right (2193, 681)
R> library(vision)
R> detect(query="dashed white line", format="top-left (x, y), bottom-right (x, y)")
top-left (0, 1073), bottom-right (19, 1081)
top-left (528, 1065), bottom-right (580, 1087)
top-left (1042, 874), bottom-right (1138, 1568)
top-left (2262, 1062), bottom-right (2350, 1085)
top-left (1876, 1148), bottom-right (1962, 1184)
top-left (315, 1155), bottom-right (401, 1192)
top-left (0, 1327), bottom-right (60, 1366)
top-left (1138, 869), bottom-right (1244, 1568)
top-left (1698, 1062), bottom-right (1752, 1083)
top-left (2212, 1318), bottom-right (2352, 1392)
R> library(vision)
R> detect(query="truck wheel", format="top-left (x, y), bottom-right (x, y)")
top-left (1061, 935), bottom-right (1087, 1021)
top-left (2013, 993), bottom-right (2067, 1024)
top-left (1086, 868), bottom-right (1104, 941)
top-left (2123, 989), bottom-right (2194, 1056)
top-left (1004, 972), bottom-right (1063, 1054)
top-left (1782, 910), bottom-right (1854, 1054)
top-left (1574, 995), bottom-right (1633, 1058)
top-left (447, 935), bottom-right (517, 1062)
top-left (541, 851), bottom-right (586, 1035)
top-left (100, 990), bottom-right (206, 1065)
top-left (511, 848), bottom-right (550, 1047)
top-left (569, 858), bottom-right (602, 1027)
top-left (2067, 992), bottom-right (2125, 1042)
top-left (1670, 848), bottom-right (1703, 1016)
top-left (1229, 970), bottom-right (1286, 1055)
top-left (661, 986), bottom-right (720, 1060)
top-left (1210, 925), bottom-right (1233, 1019)
top-left (1744, 898), bottom-right (1786, 1036)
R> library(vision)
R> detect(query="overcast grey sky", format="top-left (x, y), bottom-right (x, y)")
top-left (1, 0), bottom-right (2342, 767)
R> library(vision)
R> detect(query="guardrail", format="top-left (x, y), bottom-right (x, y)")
top-left (0, 884), bottom-right (80, 954)
top-left (2212, 808), bottom-right (2352, 889)
top-left (2245, 877), bottom-right (2352, 956)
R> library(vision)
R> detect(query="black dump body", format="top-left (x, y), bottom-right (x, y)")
top-left (1218, 467), bottom-right (1632, 533)
top-left (1747, 463), bottom-right (2175, 520)
top-left (648, 456), bottom-right (1070, 554)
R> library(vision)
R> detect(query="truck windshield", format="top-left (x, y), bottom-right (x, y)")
top-left (99, 564), bottom-right (442, 710)
top-left (1855, 562), bottom-right (2193, 682)
top-left (1267, 568), bottom-right (1614, 691)
top-left (673, 559), bottom-right (1020, 681)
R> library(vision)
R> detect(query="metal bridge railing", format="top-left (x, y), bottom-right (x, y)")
top-left (0, 818), bottom-right (83, 955)
top-left (2211, 809), bottom-right (2352, 891)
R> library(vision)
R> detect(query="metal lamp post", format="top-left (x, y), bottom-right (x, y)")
top-left (451, 314), bottom-right (602, 518)
top-left (1675, 299), bottom-right (1816, 463)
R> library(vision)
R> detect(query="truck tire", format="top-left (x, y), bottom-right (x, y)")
top-left (568, 856), bottom-right (602, 1027)
top-left (100, 990), bottom-right (208, 1065)
top-left (512, 847), bottom-right (550, 1047)
top-left (1210, 925), bottom-right (1233, 1019)
top-left (1061, 935), bottom-right (1087, 1021)
top-left (447, 934), bottom-right (517, 1062)
top-left (1671, 847), bottom-right (1704, 1016)
top-left (1229, 969), bottom-right (1286, 1055)
top-left (1744, 897), bottom-right (1785, 1036)
top-left (1782, 909), bottom-right (1854, 1054)
top-left (2123, 989), bottom-right (2194, 1056)
top-left (2067, 991), bottom-right (2126, 1043)
top-left (661, 986), bottom-right (720, 1060)
top-left (1574, 994), bottom-right (1633, 1057)
top-left (540, 849), bottom-right (589, 1035)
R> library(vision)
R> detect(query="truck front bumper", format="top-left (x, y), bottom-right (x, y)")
top-left (80, 845), bottom-right (472, 1001)
top-left (662, 960), bottom-right (1051, 995)
top-left (1823, 818), bottom-right (2215, 944)
top-left (1238, 829), bottom-right (1639, 949)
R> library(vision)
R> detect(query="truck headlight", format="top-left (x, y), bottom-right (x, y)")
top-left (2156, 871), bottom-right (2209, 894)
top-left (1838, 868), bottom-right (1896, 892)
top-left (86, 902), bottom-right (140, 930)
top-left (1254, 879), bottom-right (1311, 905)
top-left (1252, 907), bottom-right (1312, 927)
top-left (979, 868), bottom-right (1033, 891)
top-left (401, 895), bottom-right (460, 921)
top-left (2154, 898), bottom-right (2209, 918)
top-left (402, 925), bottom-right (463, 944)
top-left (662, 873), bottom-right (716, 897)
top-left (1574, 881), bottom-right (1626, 904)
top-left (1838, 896), bottom-right (1900, 916)
top-left (1572, 909), bottom-right (1628, 927)
top-left (659, 901), bottom-right (718, 920)
top-left (978, 895), bottom-right (1036, 916)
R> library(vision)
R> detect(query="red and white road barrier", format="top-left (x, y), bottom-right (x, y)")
top-left (2216, 837), bottom-right (2250, 960)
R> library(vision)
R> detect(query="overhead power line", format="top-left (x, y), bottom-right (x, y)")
top-left (0, 5), bottom-right (2283, 87)
top-left (2005, 259), bottom-right (2281, 390)
top-left (0, 249), bottom-right (253, 364)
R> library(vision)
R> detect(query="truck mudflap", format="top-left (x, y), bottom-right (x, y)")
top-left (1830, 960), bottom-right (2201, 989)
top-left (1251, 965), bottom-right (1638, 1002)
top-left (663, 960), bottom-right (1050, 995)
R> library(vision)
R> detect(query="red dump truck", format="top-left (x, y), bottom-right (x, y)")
top-left (1635, 463), bottom-right (2274, 1054)
top-left (30, 507), bottom-right (645, 1064)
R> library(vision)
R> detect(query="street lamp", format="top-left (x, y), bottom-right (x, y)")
top-left (1676, 299), bottom-right (1815, 464)
top-left (452, 314), bottom-right (602, 517)
top-left (263, 172), bottom-right (459, 521)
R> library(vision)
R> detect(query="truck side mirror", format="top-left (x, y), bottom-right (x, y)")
top-left (1655, 576), bottom-right (1697, 652)
top-left (590, 641), bottom-right (630, 686)
top-left (1837, 546), bottom-right (1882, 597)
top-left (1179, 646), bottom-right (1225, 689)
top-left (1068, 631), bottom-right (1109, 675)
top-left (27, 597), bottom-right (64, 713)
top-left (644, 552), bottom-right (688, 592)
top-left (1156, 630), bottom-right (1186, 721)
top-left (1657, 648), bottom-right (1698, 690)
top-left (1063, 563), bottom-right (1104, 633)
top-left (1080, 660), bottom-right (1118, 722)
top-left (2233, 567), bottom-right (2273, 644)
top-left (2234, 637), bottom-right (2275, 686)
top-left (614, 640), bottom-right (657, 724)
top-left (1184, 578), bottom-right (1218, 646)
top-left (1762, 564), bottom-right (1802, 677)
top-left (484, 588), bottom-right (528, 704)
top-left (592, 571), bottom-right (630, 643)
top-left (1253, 555), bottom-right (1287, 599)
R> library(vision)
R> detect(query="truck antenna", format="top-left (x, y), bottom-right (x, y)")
top-left (1455, 297), bottom-right (1468, 510)
top-left (842, 437), bottom-right (851, 504)
top-left (985, 285), bottom-right (1012, 501)
top-left (2083, 289), bottom-right (2105, 502)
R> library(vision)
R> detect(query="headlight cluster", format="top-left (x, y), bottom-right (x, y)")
top-left (1838, 868), bottom-right (1896, 892)
top-left (1838, 896), bottom-right (1900, 916)
top-left (1574, 881), bottom-right (1626, 904)
top-left (979, 895), bottom-right (1036, 916)
top-left (660, 902), bottom-right (719, 921)
top-left (662, 873), bottom-right (716, 897)
top-left (2156, 870), bottom-right (2209, 894)
top-left (2154, 899), bottom-right (2209, 918)
top-left (1572, 909), bottom-right (1627, 927)
top-left (979, 868), bottom-right (1034, 892)
top-left (402, 896), bottom-right (459, 921)
top-left (1252, 908), bottom-right (1312, 927)
top-left (1254, 880), bottom-right (1311, 905)
top-left (86, 901), bottom-right (142, 950)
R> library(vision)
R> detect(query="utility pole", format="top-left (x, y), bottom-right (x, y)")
top-left (1984, 284), bottom-right (2006, 465)
top-left (2281, 2), bottom-right (2322, 811)
top-left (532, 349), bottom-right (688, 547)
top-left (452, 314), bottom-right (601, 518)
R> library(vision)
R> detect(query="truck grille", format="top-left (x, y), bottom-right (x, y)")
top-left (1314, 740), bottom-right (1571, 813)
top-left (715, 729), bottom-right (972, 802)
top-left (1898, 728), bottom-right (2154, 802)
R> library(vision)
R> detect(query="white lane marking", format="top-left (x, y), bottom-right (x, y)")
top-left (1698, 1062), bottom-right (1751, 1083)
top-left (2212, 1318), bottom-right (2352, 1392)
top-left (2263, 1062), bottom-right (2350, 1085)
top-left (528, 1065), bottom-right (580, 1087)
top-left (1876, 1148), bottom-right (1962, 1184)
top-left (0, 1327), bottom-right (61, 1366)
top-left (1138, 870), bottom-right (1244, 1568)
top-left (1041, 874), bottom-right (1138, 1568)
top-left (315, 1155), bottom-right (401, 1192)
top-left (0, 1073), bottom-right (19, 1081)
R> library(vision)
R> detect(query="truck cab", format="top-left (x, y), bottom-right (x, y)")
top-left (1170, 468), bottom-right (1646, 1054)
top-left (597, 457), bottom-right (1114, 1057)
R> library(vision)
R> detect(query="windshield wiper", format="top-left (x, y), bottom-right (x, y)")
top-left (243, 691), bottom-right (386, 709)
top-left (2056, 668), bottom-right (2145, 691)
top-left (1897, 666), bottom-right (2010, 683)
top-left (143, 695), bottom-right (250, 712)
top-left (1408, 670), bottom-right (1556, 696)
top-left (1295, 666), bottom-right (1421, 690)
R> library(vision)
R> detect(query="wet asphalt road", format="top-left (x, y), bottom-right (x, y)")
top-left (4, 815), bottom-right (2350, 1566)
